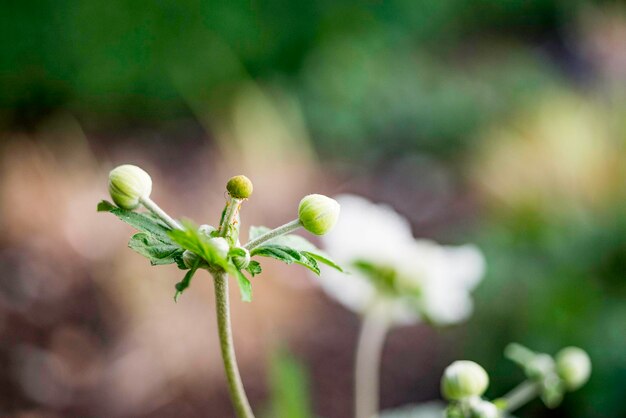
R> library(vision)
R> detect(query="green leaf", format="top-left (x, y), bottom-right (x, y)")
top-left (168, 221), bottom-right (230, 270)
top-left (235, 270), bottom-right (252, 302)
top-left (99, 200), bottom-right (185, 267)
top-left (174, 263), bottom-right (199, 302)
top-left (98, 200), bottom-right (172, 240)
top-left (169, 221), bottom-right (253, 301)
top-left (128, 232), bottom-right (185, 265)
top-left (245, 260), bottom-right (262, 277)
top-left (248, 225), bottom-right (343, 272)
top-left (251, 245), bottom-right (320, 275)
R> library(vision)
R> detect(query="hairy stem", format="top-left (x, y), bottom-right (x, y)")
top-left (355, 311), bottom-right (390, 418)
top-left (243, 219), bottom-right (302, 251)
top-left (139, 196), bottom-right (182, 230)
top-left (213, 272), bottom-right (254, 418)
top-left (502, 380), bottom-right (540, 413)
top-left (212, 194), bottom-right (254, 417)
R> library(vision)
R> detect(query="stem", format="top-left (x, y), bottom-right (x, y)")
top-left (501, 380), bottom-right (540, 413)
top-left (213, 271), bottom-right (255, 418)
top-left (212, 193), bottom-right (254, 417)
top-left (355, 311), bottom-right (390, 418)
top-left (139, 196), bottom-right (182, 230)
top-left (243, 219), bottom-right (302, 251)
top-left (220, 197), bottom-right (242, 238)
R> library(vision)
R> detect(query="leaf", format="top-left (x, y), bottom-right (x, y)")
top-left (245, 260), bottom-right (262, 277)
top-left (251, 245), bottom-right (320, 275)
top-left (169, 222), bottom-right (253, 301)
top-left (128, 232), bottom-right (185, 266)
top-left (235, 270), bottom-right (252, 302)
top-left (174, 263), bottom-right (199, 302)
top-left (168, 221), bottom-right (230, 270)
top-left (98, 200), bottom-right (172, 240)
top-left (99, 200), bottom-right (185, 267)
top-left (248, 225), bottom-right (343, 272)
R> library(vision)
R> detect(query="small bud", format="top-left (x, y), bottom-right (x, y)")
top-left (442, 361), bottom-right (489, 401)
top-left (198, 224), bottom-right (217, 237)
top-left (226, 175), bottom-right (253, 199)
top-left (556, 347), bottom-right (591, 391)
top-left (468, 398), bottom-right (500, 418)
top-left (231, 247), bottom-right (251, 270)
top-left (108, 164), bottom-right (152, 209)
top-left (183, 250), bottom-right (207, 269)
top-left (298, 194), bottom-right (340, 235)
top-left (208, 237), bottom-right (230, 260)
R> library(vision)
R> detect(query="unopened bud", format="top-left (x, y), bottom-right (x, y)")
top-left (108, 164), bottom-right (152, 209)
top-left (226, 175), bottom-right (253, 199)
top-left (298, 194), bottom-right (340, 235)
top-left (183, 250), bottom-right (207, 269)
top-left (208, 237), bottom-right (230, 260)
top-left (468, 398), bottom-right (500, 418)
top-left (442, 361), bottom-right (489, 401)
top-left (231, 247), bottom-right (251, 270)
top-left (556, 347), bottom-right (591, 391)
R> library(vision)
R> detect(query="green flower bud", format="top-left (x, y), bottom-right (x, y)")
top-left (298, 194), bottom-right (340, 235)
top-left (231, 247), bottom-right (251, 270)
top-left (209, 237), bottom-right (230, 260)
top-left (108, 164), bottom-right (152, 210)
top-left (226, 175), bottom-right (253, 199)
top-left (556, 347), bottom-right (591, 391)
top-left (183, 250), bottom-right (207, 269)
top-left (442, 361), bottom-right (489, 401)
top-left (468, 398), bottom-right (500, 418)
top-left (198, 224), bottom-right (217, 237)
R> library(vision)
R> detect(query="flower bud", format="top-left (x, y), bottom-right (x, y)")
top-left (298, 194), bottom-right (340, 235)
top-left (441, 361), bottom-right (489, 401)
top-left (208, 237), bottom-right (230, 260)
top-left (231, 247), bottom-right (251, 270)
top-left (468, 398), bottom-right (500, 418)
top-left (226, 175), bottom-right (253, 199)
top-left (108, 164), bottom-right (152, 210)
top-left (183, 250), bottom-right (207, 269)
top-left (556, 347), bottom-right (591, 391)
top-left (198, 224), bottom-right (217, 237)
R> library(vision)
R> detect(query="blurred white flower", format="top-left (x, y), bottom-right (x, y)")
top-left (318, 195), bottom-right (485, 326)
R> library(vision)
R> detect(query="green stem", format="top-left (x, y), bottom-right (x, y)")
top-left (139, 196), bottom-right (182, 230)
top-left (355, 310), bottom-right (390, 418)
top-left (501, 380), bottom-right (540, 413)
top-left (243, 219), bottom-right (302, 251)
top-left (212, 194), bottom-right (254, 417)
top-left (213, 271), bottom-right (255, 418)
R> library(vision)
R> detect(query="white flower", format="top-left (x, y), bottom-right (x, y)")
top-left (318, 195), bottom-right (486, 326)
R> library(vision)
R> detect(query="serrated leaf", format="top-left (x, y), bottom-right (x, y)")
top-left (235, 270), bottom-right (252, 302)
top-left (251, 245), bottom-right (321, 275)
top-left (128, 232), bottom-right (185, 265)
top-left (168, 221), bottom-right (230, 269)
top-left (248, 225), bottom-right (343, 272)
top-left (245, 260), bottom-right (262, 277)
top-left (174, 262), bottom-right (199, 302)
top-left (99, 200), bottom-right (185, 267)
top-left (98, 200), bottom-right (173, 240)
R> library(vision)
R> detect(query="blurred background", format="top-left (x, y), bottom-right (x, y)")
top-left (1, 0), bottom-right (626, 417)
